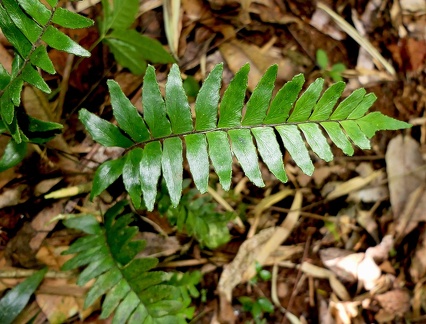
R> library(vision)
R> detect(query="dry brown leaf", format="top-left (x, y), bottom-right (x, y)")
top-left (34, 178), bottom-right (63, 197)
top-left (4, 201), bottom-right (64, 267)
top-left (36, 246), bottom-right (71, 271)
top-left (264, 245), bottom-right (304, 265)
top-left (247, 188), bottom-right (294, 238)
top-left (410, 230), bottom-right (426, 282)
top-left (330, 300), bottom-right (362, 324)
top-left (321, 236), bottom-right (393, 291)
top-left (386, 135), bottom-right (426, 217)
top-left (325, 170), bottom-right (384, 201)
top-left (0, 184), bottom-right (28, 208)
top-left (320, 248), bottom-right (363, 283)
top-left (243, 190), bottom-right (302, 280)
top-left (375, 289), bottom-right (411, 317)
top-left (218, 226), bottom-right (275, 302)
top-left (218, 191), bottom-right (303, 302)
top-left (357, 209), bottom-right (379, 243)
top-left (220, 40), bottom-right (300, 91)
top-left (136, 232), bottom-right (181, 258)
top-left (394, 184), bottom-right (426, 239)
top-left (36, 294), bottom-right (80, 324)
top-left (310, 9), bottom-right (346, 40)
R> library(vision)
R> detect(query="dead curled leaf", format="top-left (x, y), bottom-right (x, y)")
top-left (386, 135), bottom-right (426, 239)
top-left (374, 289), bottom-right (411, 321)
top-left (320, 235), bottom-right (394, 291)
top-left (218, 191), bottom-right (303, 302)
top-left (386, 135), bottom-right (426, 217)
top-left (219, 40), bottom-right (301, 91)
top-left (324, 170), bottom-right (384, 201)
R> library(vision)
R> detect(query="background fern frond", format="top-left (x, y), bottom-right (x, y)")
top-left (62, 202), bottom-right (195, 323)
top-left (0, 0), bottom-right (94, 170)
top-left (0, 0), bottom-right (92, 143)
top-left (154, 180), bottom-right (235, 249)
top-left (80, 63), bottom-right (411, 211)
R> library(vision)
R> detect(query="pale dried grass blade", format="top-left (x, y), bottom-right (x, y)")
top-left (163, 0), bottom-right (182, 58)
top-left (243, 191), bottom-right (303, 281)
top-left (317, 2), bottom-right (396, 76)
top-left (326, 170), bottom-right (384, 201)
top-left (248, 189), bottom-right (294, 238)
top-left (301, 262), bottom-right (351, 301)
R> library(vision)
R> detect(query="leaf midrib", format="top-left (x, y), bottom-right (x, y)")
top-left (124, 118), bottom-right (359, 152)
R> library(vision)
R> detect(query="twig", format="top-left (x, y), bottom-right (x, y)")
top-left (281, 227), bottom-right (315, 323)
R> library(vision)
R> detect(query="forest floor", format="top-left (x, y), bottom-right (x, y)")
top-left (1, 0), bottom-right (426, 323)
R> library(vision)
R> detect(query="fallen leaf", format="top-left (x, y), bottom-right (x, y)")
top-left (218, 191), bottom-right (302, 301)
top-left (37, 294), bottom-right (79, 324)
top-left (375, 289), bottom-right (411, 317)
top-left (410, 230), bottom-right (426, 281)
top-left (0, 185), bottom-right (28, 208)
top-left (325, 170), bottom-right (384, 200)
top-left (321, 236), bottom-right (393, 291)
top-left (301, 262), bottom-right (351, 301)
top-left (220, 40), bottom-right (300, 91)
top-left (386, 135), bottom-right (426, 217)
top-left (330, 300), bottom-right (362, 324)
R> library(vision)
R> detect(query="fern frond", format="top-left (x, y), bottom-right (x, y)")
top-left (0, 0), bottom-right (93, 143)
top-left (62, 202), bottom-right (194, 323)
top-left (79, 63), bottom-right (411, 211)
top-left (156, 180), bottom-right (234, 249)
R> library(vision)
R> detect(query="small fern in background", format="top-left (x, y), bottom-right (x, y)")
top-left (156, 180), bottom-right (235, 249)
top-left (99, 0), bottom-right (175, 74)
top-left (80, 63), bottom-right (411, 211)
top-left (0, 0), bottom-right (93, 170)
top-left (316, 49), bottom-right (347, 82)
top-left (61, 201), bottom-right (197, 323)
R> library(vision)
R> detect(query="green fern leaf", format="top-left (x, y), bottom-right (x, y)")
top-left (0, 65), bottom-right (11, 90)
top-left (108, 80), bottom-right (150, 142)
top-left (143, 66), bottom-right (172, 137)
top-left (42, 26), bottom-right (90, 57)
top-left (52, 8), bottom-right (94, 29)
top-left (123, 148), bottom-right (144, 209)
top-left (242, 64), bottom-right (277, 126)
top-left (0, 0), bottom-right (92, 144)
top-left (194, 63), bottom-right (223, 131)
top-left (29, 46), bottom-right (55, 74)
top-left (91, 157), bottom-right (126, 200)
top-left (0, 268), bottom-right (47, 324)
top-left (2, 0), bottom-right (42, 43)
top-left (218, 63), bottom-right (249, 127)
top-left (163, 186), bottom-right (234, 249)
top-left (162, 137), bottom-right (184, 206)
top-left (101, 0), bottom-right (139, 32)
top-left (0, 4), bottom-right (32, 59)
top-left (166, 65), bottom-right (193, 133)
top-left (78, 109), bottom-right (134, 148)
top-left (17, 0), bottom-right (50, 26)
top-left (80, 63), bottom-right (412, 210)
top-left (62, 203), bottom-right (194, 323)
top-left (45, 0), bottom-right (58, 8)
top-left (0, 139), bottom-right (27, 172)
top-left (139, 142), bottom-right (161, 211)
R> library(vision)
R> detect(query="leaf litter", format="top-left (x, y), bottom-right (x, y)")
top-left (1, 0), bottom-right (425, 323)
